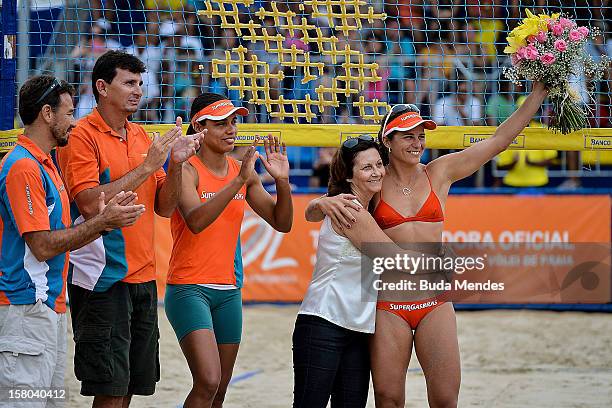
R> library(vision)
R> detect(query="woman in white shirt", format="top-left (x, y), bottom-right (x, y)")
top-left (294, 135), bottom-right (427, 408)
top-left (293, 135), bottom-right (383, 408)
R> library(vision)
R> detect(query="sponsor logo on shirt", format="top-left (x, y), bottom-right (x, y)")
top-left (201, 191), bottom-right (245, 200)
top-left (25, 184), bottom-right (33, 215)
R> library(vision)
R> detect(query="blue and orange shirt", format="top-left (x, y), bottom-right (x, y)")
top-left (0, 135), bottom-right (71, 313)
top-left (56, 108), bottom-right (166, 292)
top-left (167, 156), bottom-right (246, 286)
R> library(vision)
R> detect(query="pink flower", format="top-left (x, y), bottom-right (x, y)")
top-left (540, 52), bottom-right (556, 65)
top-left (517, 47), bottom-right (528, 60)
top-left (569, 29), bottom-right (583, 42)
top-left (554, 39), bottom-right (567, 52)
top-left (551, 23), bottom-right (565, 37)
top-left (511, 53), bottom-right (522, 65)
top-left (559, 18), bottom-right (576, 29)
top-left (523, 45), bottom-right (539, 60)
top-left (577, 26), bottom-right (590, 37)
top-left (535, 31), bottom-right (548, 43)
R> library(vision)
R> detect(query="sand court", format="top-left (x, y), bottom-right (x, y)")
top-left (63, 305), bottom-right (612, 407)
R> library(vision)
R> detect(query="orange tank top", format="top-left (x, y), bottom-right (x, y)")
top-left (373, 169), bottom-right (444, 230)
top-left (167, 155), bottom-right (246, 285)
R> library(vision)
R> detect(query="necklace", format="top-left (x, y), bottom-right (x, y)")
top-left (390, 168), bottom-right (417, 196)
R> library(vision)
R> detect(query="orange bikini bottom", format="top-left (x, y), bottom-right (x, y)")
top-left (376, 298), bottom-right (445, 330)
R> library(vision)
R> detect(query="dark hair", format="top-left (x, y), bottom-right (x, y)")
top-left (92, 50), bottom-right (146, 102)
top-left (377, 107), bottom-right (413, 165)
top-left (19, 75), bottom-right (75, 126)
top-left (328, 139), bottom-right (380, 196)
top-left (186, 92), bottom-right (228, 135)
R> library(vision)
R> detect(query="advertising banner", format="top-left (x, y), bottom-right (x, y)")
top-left (155, 195), bottom-right (611, 302)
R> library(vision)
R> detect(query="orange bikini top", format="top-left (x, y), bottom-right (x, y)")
top-left (373, 170), bottom-right (445, 230)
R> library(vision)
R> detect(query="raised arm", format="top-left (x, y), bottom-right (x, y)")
top-left (430, 82), bottom-right (548, 183)
top-left (154, 125), bottom-right (205, 217)
top-left (65, 121), bottom-right (183, 220)
top-left (245, 136), bottom-right (292, 233)
top-left (178, 147), bottom-right (256, 234)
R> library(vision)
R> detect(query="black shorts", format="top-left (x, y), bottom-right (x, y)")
top-left (68, 280), bottom-right (160, 397)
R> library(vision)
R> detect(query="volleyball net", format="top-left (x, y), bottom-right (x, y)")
top-left (1, 0), bottom-right (611, 152)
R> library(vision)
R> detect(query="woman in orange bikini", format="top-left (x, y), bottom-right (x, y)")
top-left (306, 81), bottom-right (547, 407)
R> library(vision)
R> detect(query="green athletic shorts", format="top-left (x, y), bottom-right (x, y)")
top-left (164, 284), bottom-right (242, 343)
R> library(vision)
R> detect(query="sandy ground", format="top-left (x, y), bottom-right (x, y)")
top-left (65, 306), bottom-right (612, 407)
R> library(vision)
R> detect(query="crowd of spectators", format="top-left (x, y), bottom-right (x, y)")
top-left (70, 0), bottom-right (612, 123)
top-left (65, 0), bottom-right (612, 188)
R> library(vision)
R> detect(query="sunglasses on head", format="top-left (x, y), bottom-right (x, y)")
top-left (380, 103), bottom-right (420, 134)
top-left (342, 134), bottom-right (376, 150)
top-left (35, 78), bottom-right (62, 106)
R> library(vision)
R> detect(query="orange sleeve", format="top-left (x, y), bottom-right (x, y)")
top-left (155, 167), bottom-right (167, 189)
top-left (56, 128), bottom-right (100, 200)
top-left (5, 159), bottom-right (51, 235)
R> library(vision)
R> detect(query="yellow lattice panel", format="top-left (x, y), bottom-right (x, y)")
top-left (354, 96), bottom-right (390, 122)
top-left (266, 95), bottom-right (315, 122)
top-left (314, 85), bottom-right (341, 109)
top-left (200, 0), bottom-right (242, 35)
top-left (305, 28), bottom-right (340, 59)
top-left (304, 0), bottom-right (386, 35)
top-left (280, 13), bottom-right (316, 38)
top-left (321, 43), bottom-right (360, 66)
top-left (337, 54), bottom-right (381, 88)
top-left (198, 0), bottom-right (389, 123)
top-left (253, 1), bottom-right (289, 28)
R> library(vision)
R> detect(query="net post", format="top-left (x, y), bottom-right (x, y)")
top-left (0, 0), bottom-right (18, 129)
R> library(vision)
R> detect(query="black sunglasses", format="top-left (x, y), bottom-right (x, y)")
top-left (342, 134), bottom-right (376, 150)
top-left (34, 78), bottom-right (62, 105)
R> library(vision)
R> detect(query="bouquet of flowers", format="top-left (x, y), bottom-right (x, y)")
top-left (503, 10), bottom-right (610, 134)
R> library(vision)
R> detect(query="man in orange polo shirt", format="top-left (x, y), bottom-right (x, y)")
top-left (56, 51), bottom-right (202, 407)
top-left (0, 75), bottom-right (144, 408)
